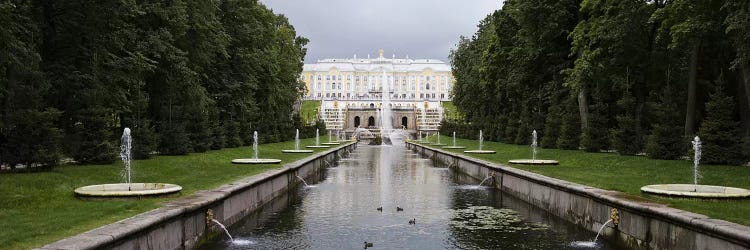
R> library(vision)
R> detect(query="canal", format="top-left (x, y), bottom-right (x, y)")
top-left (200, 144), bottom-right (621, 249)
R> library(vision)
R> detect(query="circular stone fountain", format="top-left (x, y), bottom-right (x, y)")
top-left (283, 129), bottom-right (314, 153)
top-left (508, 159), bottom-right (559, 165)
top-left (75, 128), bottom-right (183, 198)
top-left (640, 136), bottom-right (750, 199)
top-left (640, 184), bottom-right (750, 198)
top-left (232, 131), bottom-right (282, 164)
top-left (509, 130), bottom-right (558, 165)
top-left (232, 158), bottom-right (282, 164)
top-left (321, 130), bottom-right (341, 145)
top-left (464, 130), bottom-right (496, 154)
top-left (443, 132), bottom-right (466, 149)
top-left (75, 183), bottom-right (182, 197)
top-left (306, 129), bottom-right (331, 148)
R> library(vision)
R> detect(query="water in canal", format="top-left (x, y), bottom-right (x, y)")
top-left (200, 144), bottom-right (622, 249)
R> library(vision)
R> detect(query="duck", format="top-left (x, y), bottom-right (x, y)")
top-left (409, 218), bottom-right (416, 224)
top-left (364, 241), bottom-right (374, 249)
top-left (376, 206), bottom-right (382, 212)
top-left (396, 206), bottom-right (403, 212)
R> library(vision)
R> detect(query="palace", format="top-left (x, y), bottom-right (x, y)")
top-left (301, 49), bottom-right (452, 134)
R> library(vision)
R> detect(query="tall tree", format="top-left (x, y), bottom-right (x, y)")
top-left (655, 0), bottom-right (727, 136)
top-left (0, 1), bottom-right (62, 168)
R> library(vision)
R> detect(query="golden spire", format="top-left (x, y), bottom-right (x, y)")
top-left (378, 48), bottom-right (384, 58)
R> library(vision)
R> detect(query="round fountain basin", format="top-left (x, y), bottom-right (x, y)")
top-left (508, 159), bottom-right (559, 165)
top-left (306, 145), bottom-right (330, 148)
top-left (442, 146), bottom-right (466, 149)
top-left (282, 149), bottom-right (314, 153)
top-left (321, 142), bottom-right (340, 145)
top-left (431, 143), bottom-right (447, 146)
top-left (640, 184), bottom-right (750, 198)
top-left (232, 158), bottom-right (282, 164)
top-left (74, 183), bottom-right (182, 197)
top-left (464, 150), bottom-right (496, 154)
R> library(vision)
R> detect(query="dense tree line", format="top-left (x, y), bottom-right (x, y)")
top-left (445, 0), bottom-right (750, 165)
top-left (0, 0), bottom-right (318, 169)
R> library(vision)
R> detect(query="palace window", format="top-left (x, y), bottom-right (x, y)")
top-left (326, 75), bottom-right (330, 80)
top-left (426, 83), bottom-right (430, 90)
top-left (318, 75), bottom-right (322, 80)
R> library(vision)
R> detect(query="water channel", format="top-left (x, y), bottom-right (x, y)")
top-left (200, 144), bottom-right (622, 249)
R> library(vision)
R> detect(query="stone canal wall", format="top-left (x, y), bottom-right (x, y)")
top-left (407, 142), bottom-right (750, 250)
top-left (38, 143), bottom-right (357, 250)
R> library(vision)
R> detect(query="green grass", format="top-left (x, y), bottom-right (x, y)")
top-left (441, 101), bottom-right (464, 121)
top-left (0, 138), bottom-right (342, 250)
top-left (420, 135), bottom-right (750, 226)
top-left (300, 100), bottom-right (321, 124)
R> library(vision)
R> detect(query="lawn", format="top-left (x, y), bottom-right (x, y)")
top-left (300, 100), bottom-right (321, 124)
top-left (420, 135), bottom-right (750, 226)
top-left (0, 138), bottom-right (342, 250)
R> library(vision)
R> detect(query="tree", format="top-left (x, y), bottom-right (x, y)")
top-left (655, 0), bottom-right (727, 136)
top-left (0, 1), bottom-right (62, 168)
top-left (697, 85), bottom-right (744, 165)
top-left (645, 85), bottom-right (685, 160)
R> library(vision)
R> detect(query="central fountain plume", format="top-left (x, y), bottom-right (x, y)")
top-left (641, 136), bottom-right (750, 198)
top-left (380, 70), bottom-right (394, 145)
top-left (509, 130), bottom-right (559, 165)
top-left (74, 128), bottom-right (182, 197)
top-left (282, 129), bottom-right (313, 153)
top-left (121, 128), bottom-right (133, 189)
top-left (443, 131), bottom-right (466, 149)
top-left (232, 131), bottom-right (282, 164)
top-left (464, 130), bottom-right (495, 154)
top-left (307, 129), bottom-right (330, 148)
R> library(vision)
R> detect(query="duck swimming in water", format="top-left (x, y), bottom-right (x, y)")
top-left (409, 218), bottom-right (416, 224)
top-left (396, 207), bottom-right (403, 212)
top-left (364, 241), bottom-right (373, 249)
top-left (376, 206), bottom-right (382, 212)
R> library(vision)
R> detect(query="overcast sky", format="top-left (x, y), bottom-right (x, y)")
top-left (258, 0), bottom-right (503, 63)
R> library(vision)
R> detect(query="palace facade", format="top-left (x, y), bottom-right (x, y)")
top-left (301, 49), bottom-right (451, 133)
top-left (301, 49), bottom-right (454, 101)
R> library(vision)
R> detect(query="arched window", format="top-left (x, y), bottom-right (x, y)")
top-left (426, 83), bottom-right (430, 90)
top-left (368, 116), bottom-right (375, 127)
top-left (402, 117), bottom-right (408, 129)
top-left (354, 116), bottom-right (361, 127)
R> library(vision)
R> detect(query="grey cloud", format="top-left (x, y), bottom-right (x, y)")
top-left (259, 0), bottom-right (502, 63)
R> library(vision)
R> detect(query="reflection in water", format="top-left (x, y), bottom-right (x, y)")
top-left (200, 144), bottom-right (622, 250)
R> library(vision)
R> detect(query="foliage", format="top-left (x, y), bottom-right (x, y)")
top-left (0, 0), bottom-right (307, 168)
top-left (645, 86), bottom-right (686, 160)
top-left (300, 100), bottom-right (321, 124)
top-left (697, 86), bottom-right (744, 165)
top-left (449, 0), bottom-right (749, 165)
